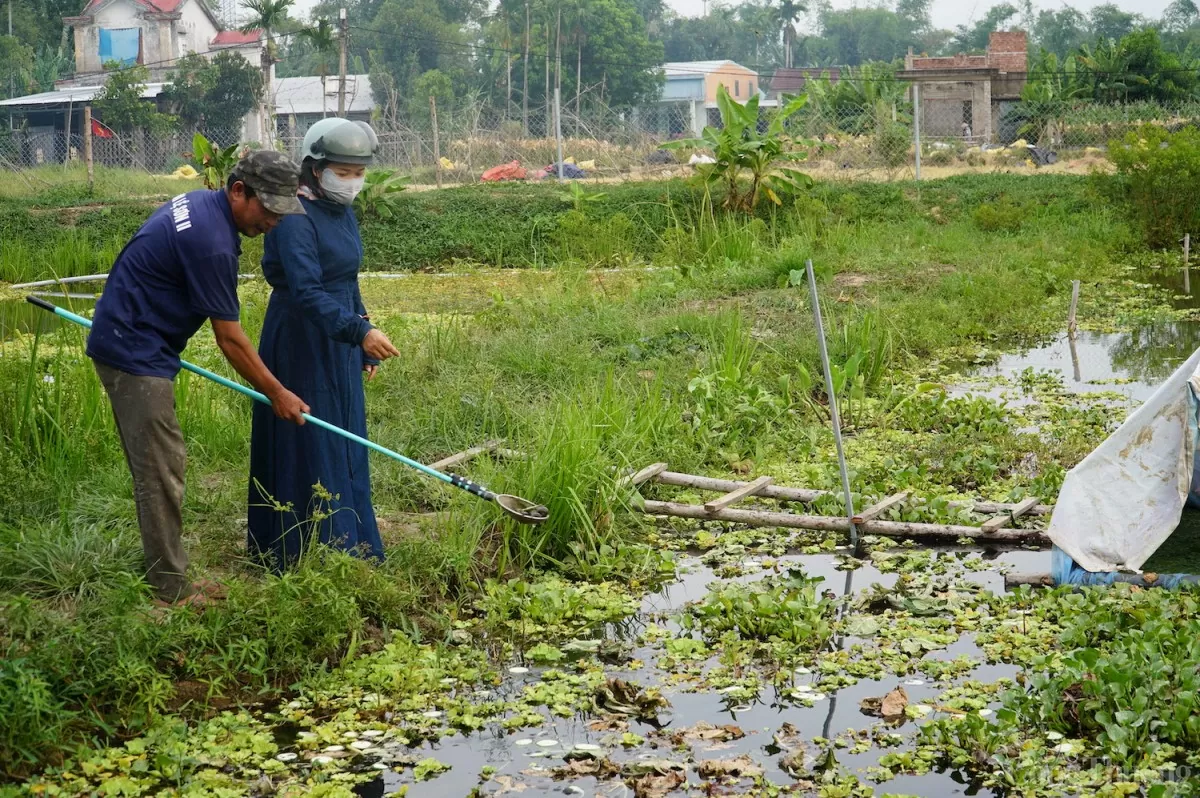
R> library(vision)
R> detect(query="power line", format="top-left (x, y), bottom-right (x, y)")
top-left (347, 23), bottom-right (1200, 83)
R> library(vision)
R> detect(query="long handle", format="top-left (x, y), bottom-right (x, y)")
top-left (25, 296), bottom-right (497, 502)
top-left (805, 260), bottom-right (858, 552)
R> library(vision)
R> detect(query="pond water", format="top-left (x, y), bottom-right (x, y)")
top-left (341, 547), bottom-right (1050, 798)
top-left (334, 323), bottom-right (1200, 796)
top-left (960, 322), bottom-right (1200, 406)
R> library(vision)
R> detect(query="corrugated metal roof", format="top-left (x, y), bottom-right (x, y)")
top-left (0, 75), bottom-right (375, 116)
top-left (0, 82), bottom-right (165, 107)
top-left (272, 75), bottom-right (374, 116)
top-left (662, 60), bottom-right (753, 78)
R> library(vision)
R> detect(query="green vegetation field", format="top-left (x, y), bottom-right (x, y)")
top-left (4, 167), bottom-right (1200, 797)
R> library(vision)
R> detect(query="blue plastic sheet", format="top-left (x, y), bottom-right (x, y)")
top-left (99, 28), bottom-right (140, 67)
top-left (1051, 546), bottom-right (1200, 588)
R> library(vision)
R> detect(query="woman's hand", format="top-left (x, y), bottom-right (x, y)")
top-left (364, 364), bottom-right (379, 381)
top-left (362, 328), bottom-right (400, 361)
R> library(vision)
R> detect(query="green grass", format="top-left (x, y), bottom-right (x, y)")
top-left (0, 164), bottom-right (194, 204)
top-left (0, 170), bottom-right (1169, 778)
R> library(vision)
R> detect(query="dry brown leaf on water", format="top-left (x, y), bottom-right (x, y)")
top-left (491, 774), bottom-right (527, 793)
top-left (667, 721), bottom-right (745, 747)
top-left (696, 754), bottom-right (765, 780)
top-left (631, 770), bottom-right (687, 798)
top-left (860, 686), bottom-right (908, 722)
top-left (882, 686), bottom-right (909, 719)
top-left (556, 756), bottom-right (621, 780)
top-left (588, 716), bottom-right (629, 732)
top-left (594, 678), bottom-right (670, 720)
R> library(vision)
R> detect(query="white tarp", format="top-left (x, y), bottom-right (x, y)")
top-left (1047, 347), bottom-right (1200, 573)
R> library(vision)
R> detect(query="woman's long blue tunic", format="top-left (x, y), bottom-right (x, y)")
top-left (247, 195), bottom-right (384, 569)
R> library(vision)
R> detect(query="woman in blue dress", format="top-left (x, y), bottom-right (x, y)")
top-left (247, 118), bottom-right (401, 570)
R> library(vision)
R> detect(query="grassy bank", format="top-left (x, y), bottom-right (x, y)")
top-left (2, 172), bottom-right (1120, 281)
top-left (0, 171), bottom-right (1191, 789)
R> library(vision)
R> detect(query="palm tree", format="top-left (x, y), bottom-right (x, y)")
top-left (298, 18), bottom-right (336, 118)
top-left (774, 0), bottom-right (805, 69)
top-left (241, 0), bottom-right (295, 143)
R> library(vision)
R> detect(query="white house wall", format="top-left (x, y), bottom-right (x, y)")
top-left (179, 0), bottom-right (219, 58)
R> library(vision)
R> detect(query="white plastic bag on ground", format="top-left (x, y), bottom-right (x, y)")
top-left (1047, 347), bottom-right (1200, 572)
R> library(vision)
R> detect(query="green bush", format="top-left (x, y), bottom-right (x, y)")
top-left (972, 197), bottom-right (1024, 233)
top-left (1107, 124), bottom-right (1200, 248)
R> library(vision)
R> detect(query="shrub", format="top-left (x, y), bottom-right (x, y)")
top-left (1106, 124), bottom-right (1200, 248)
top-left (973, 197), bottom-right (1024, 233)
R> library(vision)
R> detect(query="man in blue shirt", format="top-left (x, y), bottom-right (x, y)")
top-left (88, 150), bottom-right (311, 607)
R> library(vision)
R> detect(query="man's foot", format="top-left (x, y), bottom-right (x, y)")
top-left (192, 578), bottom-right (229, 599)
top-left (150, 590), bottom-right (211, 616)
top-left (150, 580), bottom-right (226, 613)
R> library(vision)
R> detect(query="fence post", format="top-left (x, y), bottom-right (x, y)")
top-left (430, 95), bottom-right (442, 190)
top-left (554, 86), bottom-right (564, 182)
top-left (64, 100), bottom-right (73, 168)
top-left (913, 82), bottom-right (921, 181)
top-left (83, 105), bottom-right (94, 195)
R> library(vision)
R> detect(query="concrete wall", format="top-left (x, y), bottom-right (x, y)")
top-left (179, 0), bottom-right (219, 58)
top-left (917, 79), bottom-right (992, 140)
top-left (70, 0), bottom-right (221, 77)
top-left (704, 64), bottom-right (758, 104)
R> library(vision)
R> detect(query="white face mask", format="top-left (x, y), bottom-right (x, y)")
top-left (319, 170), bottom-right (365, 205)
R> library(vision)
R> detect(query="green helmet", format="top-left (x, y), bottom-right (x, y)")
top-left (301, 118), bottom-right (378, 165)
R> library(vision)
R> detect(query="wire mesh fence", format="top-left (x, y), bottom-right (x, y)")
top-left (6, 98), bottom-right (1200, 187)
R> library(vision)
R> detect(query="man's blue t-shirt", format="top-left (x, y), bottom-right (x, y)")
top-left (87, 190), bottom-right (242, 379)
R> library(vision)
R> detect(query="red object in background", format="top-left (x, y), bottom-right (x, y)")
top-left (91, 118), bottom-right (114, 139)
top-left (480, 160), bottom-right (527, 182)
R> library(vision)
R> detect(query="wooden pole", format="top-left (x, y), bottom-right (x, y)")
top-left (63, 99), bottom-right (73, 168)
top-left (83, 105), bottom-right (94, 195)
top-left (1185, 233), bottom-right (1191, 296)
top-left (430, 95), bottom-right (442, 189)
top-left (913, 82), bottom-right (921, 181)
top-left (648, 470), bottom-right (1055, 516)
top-left (337, 8), bottom-right (348, 116)
top-left (1004, 572), bottom-right (1054, 588)
top-left (638, 500), bottom-right (1047, 543)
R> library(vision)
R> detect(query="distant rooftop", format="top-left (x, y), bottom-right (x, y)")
top-left (273, 74), bottom-right (374, 116)
top-left (663, 60), bottom-right (754, 78)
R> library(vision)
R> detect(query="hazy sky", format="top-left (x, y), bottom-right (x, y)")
top-left (290, 0), bottom-right (1175, 31)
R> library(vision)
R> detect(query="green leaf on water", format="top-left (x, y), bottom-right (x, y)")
top-left (413, 757), bottom-right (451, 781)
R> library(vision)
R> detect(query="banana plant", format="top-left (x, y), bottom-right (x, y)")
top-left (189, 133), bottom-right (242, 190)
top-left (665, 85), bottom-right (813, 213)
top-left (353, 168), bottom-right (411, 220)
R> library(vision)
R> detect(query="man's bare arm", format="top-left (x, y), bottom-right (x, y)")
top-left (211, 319), bottom-right (309, 424)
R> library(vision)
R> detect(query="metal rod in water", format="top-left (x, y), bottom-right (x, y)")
top-left (806, 259), bottom-right (857, 551)
top-left (1185, 233), bottom-right (1192, 296)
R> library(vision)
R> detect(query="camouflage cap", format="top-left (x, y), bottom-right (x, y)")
top-left (232, 150), bottom-right (305, 216)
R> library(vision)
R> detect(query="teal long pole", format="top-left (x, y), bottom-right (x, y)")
top-left (25, 296), bottom-right (500, 501)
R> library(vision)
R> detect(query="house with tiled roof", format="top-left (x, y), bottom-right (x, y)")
top-left (61, 0), bottom-right (264, 84)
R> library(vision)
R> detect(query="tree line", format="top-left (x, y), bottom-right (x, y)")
top-left (6, 0), bottom-right (1200, 114)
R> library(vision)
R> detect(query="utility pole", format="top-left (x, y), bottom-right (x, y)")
top-left (522, 0), bottom-right (530, 134)
top-left (8, 0), bottom-right (13, 104)
top-left (337, 7), bottom-right (348, 116)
